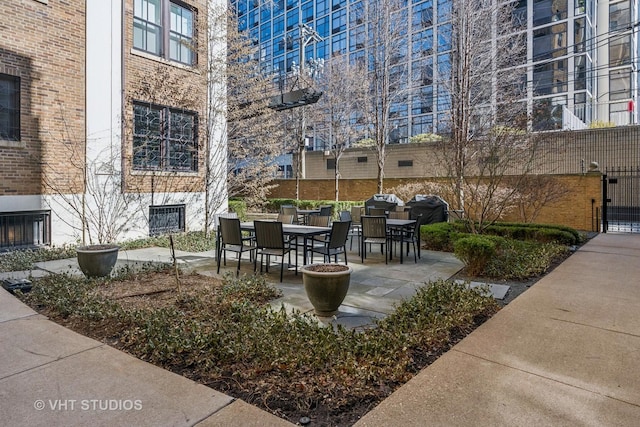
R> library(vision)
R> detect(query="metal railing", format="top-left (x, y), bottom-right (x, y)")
top-left (149, 204), bottom-right (186, 236)
top-left (0, 210), bottom-right (51, 251)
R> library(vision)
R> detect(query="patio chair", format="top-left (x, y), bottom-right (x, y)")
top-left (293, 215), bottom-right (331, 250)
top-left (361, 215), bottom-right (390, 264)
top-left (309, 220), bottom-right (351, 264)
top-left (217, 217), bottom-right (257, 276)
top-left (254, 220), bottom-right (296, 282)
top-left (388, 211), bottom-right (410, 220)
top-left (349, 206), bottom-right (364, 252)
top-left (281, 206), bottom-right (299, 224)
top-left (307, 215), bottom-right (330, 227)
top-left (368, 207), bottom-right (387, 216)
top-left (318, 205), bottom-right (333, 217)
top-left (392, 214), bottom-right (422, 263)
top-left (277, 213), bottom-right (295, 224)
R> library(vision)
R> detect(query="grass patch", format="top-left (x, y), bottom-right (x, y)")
top-left (18, 270), bottom-right (498, 426)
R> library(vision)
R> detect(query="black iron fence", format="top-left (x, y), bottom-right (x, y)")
top-left (602, 168), bottom-right (640, 233)
top-left (533, 127), bottom-right (640, 175)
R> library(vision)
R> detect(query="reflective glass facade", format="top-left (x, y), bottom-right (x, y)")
top-left (231, 0), bottom-right (638, 137)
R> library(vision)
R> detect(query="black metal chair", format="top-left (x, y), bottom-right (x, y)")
top-left (253, 220), bottom-right (296, 282)
top-left (361, 215), bottom-right (390, 264)
top-left (318, 205), bottom-right (333, 217)
top-left (368, 207), bottom-right (387, 216)
top-left (349, 206), bottom-right (364, 252)
top-left (388, 211), bottom-right (409, 220)
top-left (339, 210), bottom-right (351, 222)
top-left (309, 221), bottom-right (351, 264)
top-left (277, 213), bottom-right (295, 224)
top-left (281, 206), bottom-right (299, 224)
top-left (307, 215), bottom-right (330, 227)
top-left (217, 217), bottom-right (257, 276)
top-left (392, 214), bottom-right (422, 263)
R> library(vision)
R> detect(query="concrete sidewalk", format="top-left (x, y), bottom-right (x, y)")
top-left (355, 233), bottom-right (640, 426)
top-left (2, 233), bottom-right (639, 425)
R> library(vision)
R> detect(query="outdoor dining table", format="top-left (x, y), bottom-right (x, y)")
top-left (240, 222), bottom-right (331, 266)
top-left (385, 218), bottom-right (417, 264)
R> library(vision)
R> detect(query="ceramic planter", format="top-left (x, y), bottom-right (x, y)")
top-left (301, 263), bottom-right (352, 316)
top-left (76, 244), bottom-right (120, 278)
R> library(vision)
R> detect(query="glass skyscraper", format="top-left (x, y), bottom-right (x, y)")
top-left (231, 0), bottom-right (638, 147)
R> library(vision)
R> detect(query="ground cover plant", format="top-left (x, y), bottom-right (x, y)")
top-left (421, 221), bottom-right (579, 280)
top-left (0, 232), bottom-right (215, 273)
top-left (0, 246), bottom-right (77, 273)
top-left (18, 268), bottom-right (499, 426)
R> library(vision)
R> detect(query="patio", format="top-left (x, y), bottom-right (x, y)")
top-left (194, 238), bottom-right (465, 330)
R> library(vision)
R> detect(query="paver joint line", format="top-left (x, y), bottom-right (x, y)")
top-left (451, 347), bottom-right (640, 409)
top-left (548, 316), bottom-right (640, 339)
top-left (0, 342), bottom-right (105, 382)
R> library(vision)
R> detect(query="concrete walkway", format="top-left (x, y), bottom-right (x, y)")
top-left (1, 233), bottom-right (639, 425)
top-left (355, 233), bottom-right (640, 426)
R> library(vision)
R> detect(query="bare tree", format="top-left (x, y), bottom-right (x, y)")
top-left (513, 175), bottom-right (570, 223)
top-left (211, 7), bottom-right (284, 215)
top-left (312, 54), bottom-right (368, 200)
top-left (41, 107), bottom-right (140, 245)
top-left (435, 0), bottom-right (536, 232)
top-left (361, 0), bottom-right (408, 193)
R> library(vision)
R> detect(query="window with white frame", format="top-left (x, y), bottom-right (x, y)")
top-left (133, 102), bottom-right (198, 172)
top-left (133, 0), bottom-right (195, 65)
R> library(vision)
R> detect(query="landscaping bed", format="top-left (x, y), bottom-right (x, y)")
top-left (17, 267), bottom-right (498, 426)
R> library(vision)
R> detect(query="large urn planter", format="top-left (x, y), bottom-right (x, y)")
top-left (301, 263), bottom-right (352, 316)
top-left (76, 244), bottom-right (120, 278)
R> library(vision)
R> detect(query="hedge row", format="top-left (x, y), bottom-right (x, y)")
top-left (266, 198), bottom-right (364, 215)
top-left (421, 221), bottom-right (582, 249)
top-left (421, 222), bottom-right (574, 279)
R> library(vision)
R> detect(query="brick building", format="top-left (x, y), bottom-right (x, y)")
top-left (0, 0), bottom-right (227, 249)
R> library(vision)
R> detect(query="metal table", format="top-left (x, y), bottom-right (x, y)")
top-left (241, 222), bottom-right (331, 266)
top-left (386, 219), bottom-right (417, 264)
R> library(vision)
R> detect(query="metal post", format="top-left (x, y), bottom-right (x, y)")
top-left (602, 174), bottom-right (608, 233)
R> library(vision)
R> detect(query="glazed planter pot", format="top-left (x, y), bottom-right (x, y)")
top-left (76, 244), bottom-right (120, 278)
top-left (301, 263), bottom-right (352, 316)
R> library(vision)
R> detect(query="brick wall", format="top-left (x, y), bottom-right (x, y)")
top-left (121, 0), bottom-right (208, 194)
top-left (268, 174), bottom-right (602, 231)
top-left (0, 0), bottom-right (86, 196)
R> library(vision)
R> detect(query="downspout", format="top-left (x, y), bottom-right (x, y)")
top-left (82, 2), bottom-right (88, 245)
top-left (120, 0), bottom-right (127, 194)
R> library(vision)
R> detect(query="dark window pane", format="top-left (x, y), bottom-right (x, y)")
top-left (0, 74), bottom-right (20, 141)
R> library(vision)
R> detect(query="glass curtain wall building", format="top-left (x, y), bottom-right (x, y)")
top-left (231, 0), bottom-right (638, 148)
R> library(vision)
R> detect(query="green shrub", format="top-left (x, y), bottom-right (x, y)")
top-left (420, 222), bottom-right (460, 251)
top-left (487, 222), bottom-right (582, 245)
top-left (454, 236), bottom-right (498, 276)
top-left (228, 199), bottom-right (247, 220)
top-left (533, 228), bottom-right (576, 245)
top-left (264, 199), bottom-right (365, 219)
top-left (484, 240), bottom-right (568, 279)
